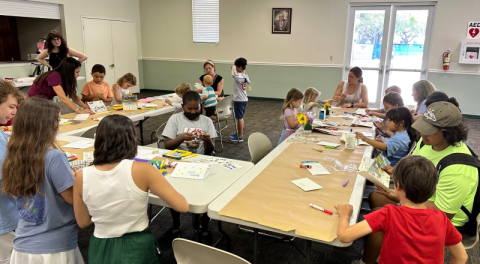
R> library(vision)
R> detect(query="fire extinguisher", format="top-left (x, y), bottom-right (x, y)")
top-left (443, 50), bottom-right (452, 70)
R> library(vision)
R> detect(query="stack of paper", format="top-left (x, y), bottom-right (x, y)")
top-left (291, 178), bottom-right (323, 192)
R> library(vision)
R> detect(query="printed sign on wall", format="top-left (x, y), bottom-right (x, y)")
top-left (467, 21), bottom-right (480, 39)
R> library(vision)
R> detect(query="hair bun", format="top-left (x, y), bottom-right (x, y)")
top-left (448, 97), bottom-right (459, 107)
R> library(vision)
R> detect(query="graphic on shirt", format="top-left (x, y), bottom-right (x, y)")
top-left (184, 128), bottom-right (203, 138)
top-left (424, 108), bottom-right (436, 122)
top-left (17, 193), bottom-right (46, 224)
top-left (242, 81), bottom-right (247, 90)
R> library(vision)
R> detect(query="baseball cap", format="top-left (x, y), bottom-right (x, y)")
top-left (412, 102), bottom-right (462, 135)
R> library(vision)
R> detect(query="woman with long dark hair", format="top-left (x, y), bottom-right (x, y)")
top-left (329, 66), bottom-right (369, 108)
top-left (36, 30), bottom-right (88, 70)
top-left (27, 58), bottom-right (94, 114)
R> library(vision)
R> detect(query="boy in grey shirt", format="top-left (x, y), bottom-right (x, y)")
top-left (230, 57), bottom-right (250, 142)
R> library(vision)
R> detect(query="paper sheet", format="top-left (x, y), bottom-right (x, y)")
top-left (317, 141), bottom-right (341, 147)
top-left (291, 178), bottom-right (323, 191)
top-left (136, 149), bottom-right (165, 160)
top-left (83, 151), bottom-right (94, 162)
top-left (87, 101), bottom-right (108, 113)
top-left (170, 162), bottom-right (210, 180)
top-left (355, 109), bottom-right (367, 115)
top-left (301, 161), bottom-right (331, 175)
top-left (74, 114), bottom-right (89, 121)
top-left (62, 140), bottom-right (94, 149)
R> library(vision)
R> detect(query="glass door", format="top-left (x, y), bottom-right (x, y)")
top-left (384, 6), bottom-right (435, 106)
top-left (344, 4), bottom-right (435, 107)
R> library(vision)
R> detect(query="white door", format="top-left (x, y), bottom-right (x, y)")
top-left (344, 4), bottom-right (435, 107)
top-left (111, 21), bottom-right (140, 93)
top-left (82, 18), bottom-right (115, 85)
top-left (82, 18), bottom-right (140, 93)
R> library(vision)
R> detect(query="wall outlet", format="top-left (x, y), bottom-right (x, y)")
top-left (330, 55), bottom-right (333, 61)
top-left (248, 86), bottom-right (252, 92)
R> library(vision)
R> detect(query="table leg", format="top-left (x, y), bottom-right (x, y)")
top-left (136, 117), bottom-right (149, 145)
top-left (214, 221), bottom-right (231, 250)
top-left (306, 240), bottom-right (312, 264)
top-left (253, 228), bottom-right (258, 264)
top-left (192, 214), bottom-right (200, 242)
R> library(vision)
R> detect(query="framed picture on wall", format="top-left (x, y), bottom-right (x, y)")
top-left (272, 8), bottom-right (292, 34)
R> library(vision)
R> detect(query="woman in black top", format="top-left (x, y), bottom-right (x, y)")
top-left (36, 30), bottom-right (88, 70)
top-left (196, 60), bottom-right (224, 99)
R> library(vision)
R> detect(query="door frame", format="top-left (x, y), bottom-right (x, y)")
top-left (343, 2), bottom-right (437, 107)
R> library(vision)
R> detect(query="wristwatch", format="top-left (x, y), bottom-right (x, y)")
top-left (351, 103), bottom-right (354, 108)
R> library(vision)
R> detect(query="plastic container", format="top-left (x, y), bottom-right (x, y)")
top-left (345, 133), bottom-right (356, 149)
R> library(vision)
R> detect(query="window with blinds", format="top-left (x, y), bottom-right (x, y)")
top-left (0, 0), bottom-right (60, 19)
top-left (192, 0), bottom-right (219, 44)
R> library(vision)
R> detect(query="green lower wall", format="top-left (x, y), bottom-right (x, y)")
top-left (140, 60), bottom-right (342, 101)
top-left (3, 61), bottom-right (479, 116)
top-left (141, 60), bottom-right (480, 116)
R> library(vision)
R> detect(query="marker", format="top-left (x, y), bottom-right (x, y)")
top-left (68, 157), bottom-right (78, 162)
top-left (324, 146), bottom-right (337, 149)
top-left (300, 164), bottom-right (312, 169)
top-left (309, 203), bottom-right (333, 215)
top-left (350, 128), bottom-right (353, 132)
top-left (181, 154), bottom-right (198, 160)
top-left (313, 148), bottom-right (323, 153)
top-left (343, 179), bottom-right (349, 187)
top-left (162, 170), bottom-right (167, 176)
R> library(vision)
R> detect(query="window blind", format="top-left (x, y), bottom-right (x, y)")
top-left (192, 0), bottom-right (219, 44)
top-left (0, 0), bottom-right (60, 20)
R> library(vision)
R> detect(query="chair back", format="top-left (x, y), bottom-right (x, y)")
top-left (462, 212), bottom-right (480, 249)
top-left (173, 238), bottom-right (250, 264)
top-left (56, 101), bottom-right (74, 115)
top-left (408, 141), bottom-right (417, 156)
top-left (80, 126), bottom-right (97, 139)
top-left (215, 96), bottom-right (234, 122)
top-left (248, 132), bottom-right (272, 164)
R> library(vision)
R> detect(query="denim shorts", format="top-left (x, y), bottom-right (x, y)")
top-left (234, 101), bottom-right (247, 119)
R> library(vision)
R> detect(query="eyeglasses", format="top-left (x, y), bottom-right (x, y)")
top-left (52, 38), bottom-right (61, 42)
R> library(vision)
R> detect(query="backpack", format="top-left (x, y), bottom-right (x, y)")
top-left (418, 141), bottom-right (480, 236)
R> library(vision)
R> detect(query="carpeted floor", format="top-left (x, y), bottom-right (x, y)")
top-left (77, 90), bottom-right (480, 264)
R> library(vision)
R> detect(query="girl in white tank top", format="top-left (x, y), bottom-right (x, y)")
top-left (72, 114), bottom-right (188, 264)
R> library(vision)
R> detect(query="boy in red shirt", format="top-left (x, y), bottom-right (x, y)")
top-left (335, 155), bottom-right (468, 264)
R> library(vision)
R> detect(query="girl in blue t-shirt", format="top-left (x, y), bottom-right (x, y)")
top-left (356, 107), bottom-right (415, 166)
top-left (2, 97), bottom-right (84, 264)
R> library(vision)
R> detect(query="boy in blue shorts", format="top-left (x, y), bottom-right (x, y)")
top-left (231, 57), bottom-right (250, 142)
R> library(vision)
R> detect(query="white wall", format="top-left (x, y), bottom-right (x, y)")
top-left (139, 0), bottom-right (480, 73)
top-left (16, 17), bottom-right (62, 60)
